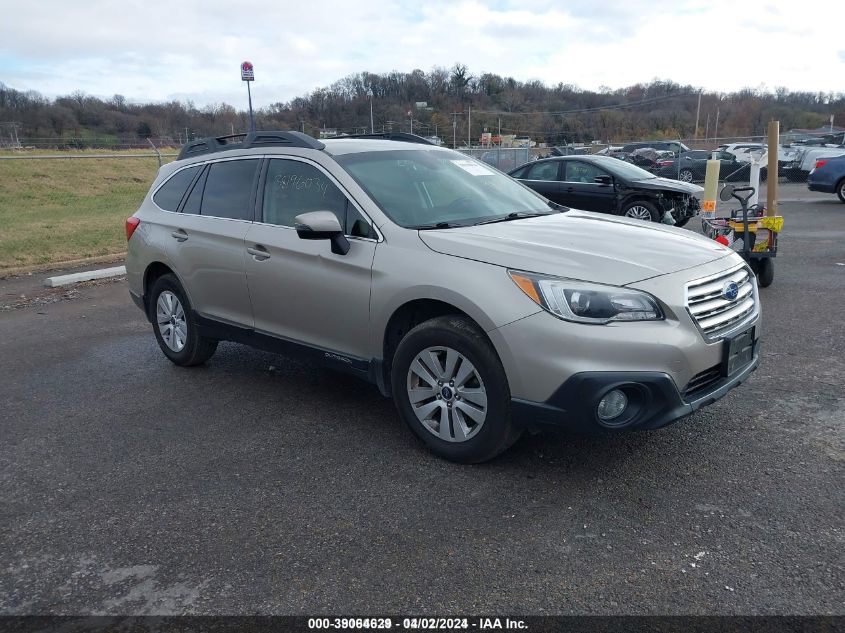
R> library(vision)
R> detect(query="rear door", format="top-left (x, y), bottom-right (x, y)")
top-left (517, 160), bottom-right (563, 203)
top-left (560, 160), bottom-right (616, 212)
top-left (243, 157), bottom-right (377, 359)
top-left (164, 158), bottom-right (259, 327)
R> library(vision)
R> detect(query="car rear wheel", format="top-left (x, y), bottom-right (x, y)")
top-left (837, 178), bottom-right (845, 204)
top-left (391, 315), bottom-right (521, 463)
top-left (621, 200), bottom-right (660, 222)
top-left (149, 274), bottom-right (218, 366)
top-left (679, 169), bottom-right (694, 183)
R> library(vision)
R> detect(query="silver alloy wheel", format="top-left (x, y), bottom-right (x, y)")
top-left (625, 205), bottom-right (653, 220)
top-left (156, 290), bottom-right (187, 352)
top-left (406, 346), bottom-right (488, 443)
top-left (679, 170), bottom-right (693, 183)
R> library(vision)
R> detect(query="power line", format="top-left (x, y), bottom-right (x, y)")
top-left (470, 92), bottom-right (696, 117)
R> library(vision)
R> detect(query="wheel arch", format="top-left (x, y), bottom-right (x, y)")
top-left (379, 298), bottom-right (495, 396)
top-left (835, 176), bottom-right (845, 202)
top-left (142, 262), bottom-right (189, 320)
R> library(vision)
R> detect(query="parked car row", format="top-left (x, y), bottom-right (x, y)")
top-left (508, 155), bottom-right (702, 226)
top-left (654, 150), bottom-right (767, 183)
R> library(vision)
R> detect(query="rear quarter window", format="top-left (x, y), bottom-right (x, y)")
top-left (152, 166), bottom-right (200, 211)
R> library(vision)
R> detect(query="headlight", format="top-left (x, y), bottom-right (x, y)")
top-left (509, 271), bottom-right (664, 324)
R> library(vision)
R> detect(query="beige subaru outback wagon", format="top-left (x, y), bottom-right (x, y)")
top-left (125, 131), bottom-right (760, 462)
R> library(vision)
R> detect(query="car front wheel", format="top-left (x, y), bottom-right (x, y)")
top-left (149, 273), bottom-right (218, 366)
top-left (391, 315), bottom-right (521, 463)
top-left (679, 169), bottom-right (694, 183)
top-left (837, 178), bottom-right (845, 204)
top-left (621, 200), bottom-right (660, 222)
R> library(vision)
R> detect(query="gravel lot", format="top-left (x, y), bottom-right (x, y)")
top-left (1, 192), bottom-right (842, 615)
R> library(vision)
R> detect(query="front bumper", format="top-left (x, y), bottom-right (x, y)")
top-left (511, 346), bottom-right (760, 433)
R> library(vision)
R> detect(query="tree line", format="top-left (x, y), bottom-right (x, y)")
top-left (1, 64), bottom-right (843, 148)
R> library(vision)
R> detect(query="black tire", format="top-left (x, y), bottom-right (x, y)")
top-left (620, 200), bottom-right (660, 222)
top-left (679, 169), bottom-right (694, 183)
top-left (760, 167), bottom-right (768, 182)
top-left (674, 216), bottom-right (691, 228)
top-left (837, 178), bottom-right (845, 204)
top-left (148, 273), bottom-right (218, 366)
top-left (391, 315), bottom-right (521, 463)
top-left (756, 258), bottom-right (774, 288)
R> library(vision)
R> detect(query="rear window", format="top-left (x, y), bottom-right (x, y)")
top-left (152, 166), bottom-right (200, 211)
top-left (200, 159), bottom-right (259, 220)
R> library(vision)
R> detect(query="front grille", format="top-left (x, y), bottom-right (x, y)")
top-left (682, 365), bottom-right (722, 400)
top-left (686, 265), bottom-right (758, 339)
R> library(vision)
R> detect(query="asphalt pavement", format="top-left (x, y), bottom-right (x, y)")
top-left (1, 195), bottom-right (843, 615)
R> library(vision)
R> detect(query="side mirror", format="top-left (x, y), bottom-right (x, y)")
top-left (719, 184), bottom-right (735, 201)
top-left (294, 211), bottom-right (350, 255)
top-left (594, 174), bottom-right (613, 185)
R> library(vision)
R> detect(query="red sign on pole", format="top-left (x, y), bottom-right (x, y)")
top-left (241, 61), bottom-right (254, 81)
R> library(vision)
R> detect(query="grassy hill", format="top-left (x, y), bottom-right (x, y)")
top-left (0, 149), bottom-right (176, 271)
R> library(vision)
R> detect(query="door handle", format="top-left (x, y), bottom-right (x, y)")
top-left (247, 245), bottom-right (271, 261)
top-left (565, 186), bottom-right (575, 192)
top-left (170, 229), bottom-right (188, 242)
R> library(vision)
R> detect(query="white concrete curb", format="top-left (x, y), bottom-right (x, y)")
top-left (44, 266), bottom-right (126, 288)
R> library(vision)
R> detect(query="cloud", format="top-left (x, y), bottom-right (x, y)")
top-left (0, 0), bottom-right (843, 107)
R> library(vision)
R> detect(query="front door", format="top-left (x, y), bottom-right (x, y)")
top-left (243, 157), bottom-right (377, 359)
top-left (560, 161), bottom-right (617, 212)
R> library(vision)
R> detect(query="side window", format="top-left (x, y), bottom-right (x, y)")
top-left (181, 166), bottom-right (207, 215)
top-left (262, 159), bottom-right (375, 238)
top-left (526, 161), bottom-right (560, 181)
top-left (152, 165), bottom-right (200, 211)
top-left (200, 159), bottom-right (259, 220)
top-left (564, 161), bottom-right (604, 183)
top-left (510, 165), bottom-right (529, 179)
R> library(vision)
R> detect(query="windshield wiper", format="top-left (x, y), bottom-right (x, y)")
top-left (473, 211), bottom-right (557, 226)
top-left (416, 221), bottom-right (465, 230)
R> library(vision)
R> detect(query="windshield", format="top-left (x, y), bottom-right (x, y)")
top-left (334, 148), bottom-right (555, 228)
top-left (605, 159), bottom-right (658, 181)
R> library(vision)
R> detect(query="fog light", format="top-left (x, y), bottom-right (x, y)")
top-left (597, 389), bottom-right (628, 421)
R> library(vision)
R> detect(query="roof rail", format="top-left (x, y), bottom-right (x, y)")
top-left (177, 130), bottom-right (325, 160)
top-left (333, 132), bottom-right (436, 146)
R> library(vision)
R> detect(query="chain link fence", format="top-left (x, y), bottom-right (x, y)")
top-left (457, 147), bottom-right (533, 172)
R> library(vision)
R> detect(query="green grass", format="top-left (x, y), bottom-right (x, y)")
top-left (0, 149), bottom-right (177, 270)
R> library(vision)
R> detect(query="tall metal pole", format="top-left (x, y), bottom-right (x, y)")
top-left (246, 81), bottom-right (255, 132)
top-left (467, 105), bottom-right (471, 149)
top-left (714, 107), bottom-right (720, 144)
top-left (370, 96), bottom-right (374, 133)
top-left (694, 91), bottom-right (702, 139)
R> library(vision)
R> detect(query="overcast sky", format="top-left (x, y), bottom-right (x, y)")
top-left (1, 0), bottom-right (843, 108)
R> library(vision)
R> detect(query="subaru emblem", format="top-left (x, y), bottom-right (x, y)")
top-left (722, 281), bottom-right (739, 301)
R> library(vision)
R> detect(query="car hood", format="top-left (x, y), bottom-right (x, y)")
top-left (418, 210), bottom-right (732, 286)
top-left (628, 177), bottom-right (704, 195)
